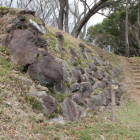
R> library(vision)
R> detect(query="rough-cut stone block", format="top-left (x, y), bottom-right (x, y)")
top-left (27, 56), bottom-right (63, 86)
top-left (80, 82), bottom-right (93, 97)
top-left (94, 71), bottom-right (103, 80)
top-left (72, 93), bottom-right (86, 104)
top-left (2, 29), bottom-right (38, 66)
top-left (41, 94), bottom-right (58, 114)
top-left (88, 62), bottom-right (98, 71)
top-left (53, 83), bottom-right (71, 94)
top-left (71, 83), bottom-right (81, 92)
top-left (55, 32), bottom-right (64, 40)
top-left (62, 98), bottom-right (86, 121)
top-left (86, 99), bottom-right (98, 111)
top-left (70, 47), bottom-right (79, 59)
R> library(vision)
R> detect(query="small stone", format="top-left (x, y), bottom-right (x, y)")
top-left (49, 116), bottom-right (65, 124)
top-left (100, 135), bottom-right (105, 140)
top-left (36, 84), bottom-right (48, 91)
top-left (55, 32), bottom-right (64, 40)
top-left (3, 101), bottom-right (12, 107)
top-left (79, 43), bottom-right (85, 50)
top-left (29, 91), bottom-right (47, 98)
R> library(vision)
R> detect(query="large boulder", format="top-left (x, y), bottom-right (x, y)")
top-left (92, 91), bottom-right (110, 106)
top-left (111, 66), bottom-right (122, 77)
top-left (33, 36), bottom-right (48, 49)
top-left (70, 47), bottom-right (79, 59)
top-left (41, 94), bottom-right (58, 114)
top-left (27, 56), bottom-right (63, 86)
top-left (76, 65), bottom-right (85, 74)
top-left (80, 50), bottom-right (87, 59)
top-left (19, 10), bottom-right (36, 16)
top-left (91, 57), bottom-right (102, 66)
top-left (71, 83), bottom-right (81, 92)
top-left (86, 74), bottom-right (95, 85)
top-left (2, 29), bottom-right (38, 66)
top-left (94, 81), bottom-right (106, 89)
top-left (86, 99), bottom-right (98, 111)
top-left (94, 71), bottom-right (103, 80)
top-left (62, 98), bottom-right (86, 121)
top-left (70, 58), bottom-right (79, 66)
top-left (80, 82), bottom-right (93, 97)
top-left (53, 83), bottom-right (71, 94)
top-left (29, 91), bottom-right (58, 114)
top-left (87, 62), bottom-right (98, 71)
top-left (72, 93), bottom-right (86, 105)
top-left (71, 67), bottom-right (84, 83)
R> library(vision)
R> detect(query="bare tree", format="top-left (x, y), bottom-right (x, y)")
top-left (58, 0), bottom-right (69, 32)
top-left (69, 0), bottom-right (88, 40)
top-left (71, 0), bottom-right (121, 38)
top-left (1, 0), bottom-right (14, 7)
top-left (9, 0), bottom-right (13, 7)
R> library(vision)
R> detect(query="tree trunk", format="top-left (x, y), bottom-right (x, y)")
top-left (71, 0), bottom-right (121, 38)
top-left (58, 6), bottom-right (64, 30)
top-left (79, 2), bottom-right (87, 40)
top-left (125, 0), bottom-right (130, 57)
top-left (58, 0), bottom-right (66, 30)
top-left (9, 0), bottom-right (13, 7)
top-left (138, 0), bottom-right (140, 26)
top-left (64, 1), bottom-right (69, 33)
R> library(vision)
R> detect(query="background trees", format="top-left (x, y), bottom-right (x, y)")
top-left (86, 0), bottom-right (140, 56)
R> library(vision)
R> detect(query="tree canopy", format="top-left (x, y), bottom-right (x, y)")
top-left (86, 0), bottom-right (140, 56)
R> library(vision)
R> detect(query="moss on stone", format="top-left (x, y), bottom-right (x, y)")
top-left (32, 17), bottom-right (42, 25)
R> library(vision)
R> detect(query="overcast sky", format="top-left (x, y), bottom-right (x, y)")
top-left (88, 13), bottom-right (105, 27)
top-left (77, 0), bottom-right (105, 28)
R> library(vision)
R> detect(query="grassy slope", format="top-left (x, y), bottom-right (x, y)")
top-left (47, 26), bottom-right (121, 66)
top-left (0, 32), bottom-right (140, 140)
top-left (0, 7), bottom-right (140, 140)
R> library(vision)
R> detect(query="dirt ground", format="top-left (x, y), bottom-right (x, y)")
top-left (119, 56), bottom-right (140, 105)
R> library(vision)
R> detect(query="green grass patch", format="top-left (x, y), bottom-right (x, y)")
top-left (25, 95), bottom-right (43, 110)
top-left (94, 88), bottom-right (102, 95)
top-left (79, 129), bottom-right (92, 140)
top-left (0, 47), bottom-right (14, 70)
top-left (42, 101), bottom-right (140, 139)
top-left (54, 93), bottom-right (71, 102)
top-left (32, 17), bottom-right (42, 25)
top-left (0, 6), bottom-right (9, 10)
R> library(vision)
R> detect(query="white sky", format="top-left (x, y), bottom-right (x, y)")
top-left (88, 13), bottom-right (105, 27)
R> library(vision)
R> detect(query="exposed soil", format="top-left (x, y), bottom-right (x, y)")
top-left (119, 56), bottom-right (140, 105)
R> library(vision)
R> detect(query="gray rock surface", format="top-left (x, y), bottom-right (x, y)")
top-left (41, 94), bottom-right (58, 114)
top-left (29, 19), bottom-right (47, 34)
top-left (86, 99), bottom-right (98, 111)
top-left (71, 83), bottom-right (81, 92)
top-left (88, 62), bottom-right (98, 71)
top-left (3, 29), bottom-right (38, 66)
top-left (94, 71), bottom-right (103, 80)
top-left (27, 56), bottom-right (63, 86)
top-left (70, 47), bottom-right (79, 59)
top-left (80, 82), bottom-right (93, 97)
top-left (62, 98), bottom-right (86, 121)
top-left (72, 93), bottom-right (86, 104)
top-left (53, 83), bottom-right (71, 94)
